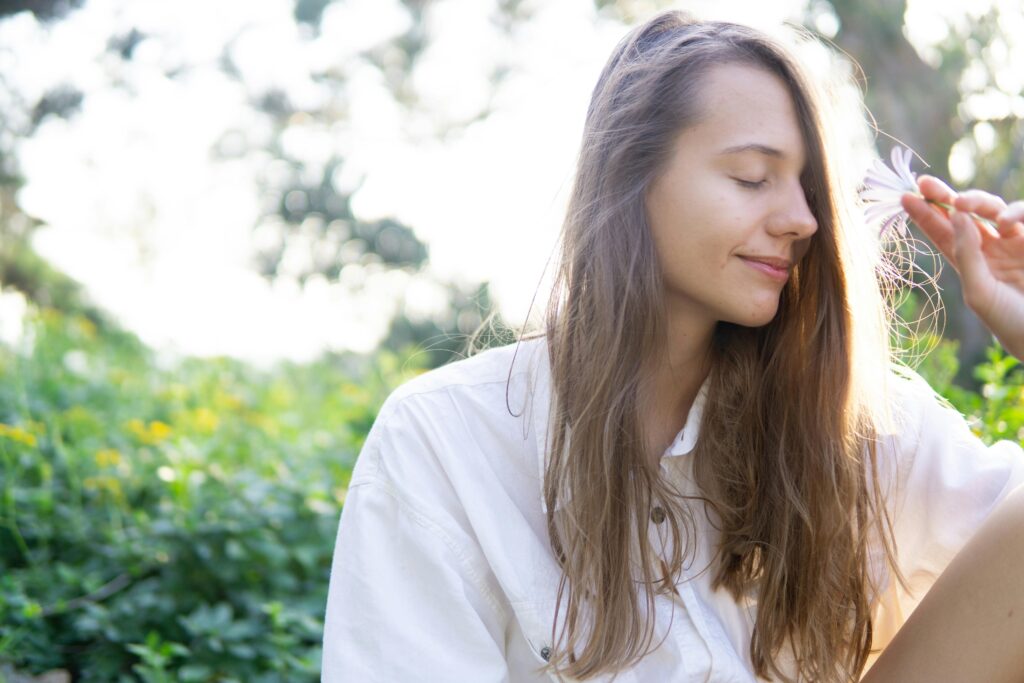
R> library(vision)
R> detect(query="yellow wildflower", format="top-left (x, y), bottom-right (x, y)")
top-left (192, 407), bottom-right (219, 433)
top-left (213, 390), bottom-right (244, 411)
top-left (126, 418), bottom-right (146, 440)
top-left (148, 420), bottom-right (172, 441)
top-left (95, 448), bottom-right (122, 467)
top-left (126, 419), bottom-right (173, 445)
top-left (0, 423), bottom-right (38, 447)
top-left (77, 317), bottom-right (97, 339)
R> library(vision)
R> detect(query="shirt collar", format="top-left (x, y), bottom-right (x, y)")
top-left (526, 338), bottom-right (709, 514)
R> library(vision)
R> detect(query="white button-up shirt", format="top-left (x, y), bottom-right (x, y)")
top-left (322, 337), bottom-right (1024, 682)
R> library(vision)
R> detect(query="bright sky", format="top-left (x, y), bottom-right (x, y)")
top-left (0, 0), bottom-right (1008, 364)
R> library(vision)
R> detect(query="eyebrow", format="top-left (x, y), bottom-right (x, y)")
top-left (717, 143), bottom-right (786, 158)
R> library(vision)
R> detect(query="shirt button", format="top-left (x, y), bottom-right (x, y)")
top-left (651, 506), bottom-right (666, 524)
top-left (540, 646), bottom-right (551, 661)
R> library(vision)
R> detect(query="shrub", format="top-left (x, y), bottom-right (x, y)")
top-left (0, 307), bottom-right (423, 681)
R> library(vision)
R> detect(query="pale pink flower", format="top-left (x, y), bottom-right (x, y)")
top-left (860, 146), bottom-right (918, 239)
top-left (860, 144), bottom-right (997, 240)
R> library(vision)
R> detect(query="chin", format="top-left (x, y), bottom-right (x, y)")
top-left (725, 304), bottom-right (781, 328)
top-left (736, 316), bottom-right (778, 329)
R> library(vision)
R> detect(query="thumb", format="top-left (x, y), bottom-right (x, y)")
top-left (951, 209), bottom-right (993, 314)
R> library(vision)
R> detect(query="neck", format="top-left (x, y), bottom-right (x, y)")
top-left (640, 309), bottom-right (715, 460)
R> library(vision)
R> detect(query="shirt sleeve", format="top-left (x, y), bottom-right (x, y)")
top-left (321, 402), bottom-right (512, 683)
top-left (889, 375), bottom-right (1024, 586)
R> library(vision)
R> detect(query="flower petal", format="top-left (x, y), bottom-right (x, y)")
top-left (865, 203), bottom-right (902, 222)
top-left (890, 145), bottom-right (907, 171)
top-left (864, 167), bottom-right (910, 192)
top-left (860, 188), bottom-right (904, 203)
top-left (861, 145), bottom-right (922, 240)
top-left (879, 211), bottom-right (907, 238)
top-left (894, 147), bottom-right (918, 188)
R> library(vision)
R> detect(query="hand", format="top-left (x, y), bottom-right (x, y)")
top-left (901, 175), bottom-right (1024, 361)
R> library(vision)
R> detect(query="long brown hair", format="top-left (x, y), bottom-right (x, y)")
top-left (540, 11), bottom-right (902, 681)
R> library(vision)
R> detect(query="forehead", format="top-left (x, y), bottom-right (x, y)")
top-left (680, 62), bottom-right (807, 166)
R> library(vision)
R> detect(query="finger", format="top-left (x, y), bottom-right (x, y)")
top-left (901, 192), bottom-right (957, 266)
top-left (954, 189), bottom-right (1007, 221)
top-left (916, 175), bottom-right (958, 205)
top-left (902, 191), bottom-right (949, 220)
top-left (998, 201), bottom-right (1024, 234)
top-left (951, 210), bottom-right (995, 318)
top-left (1002, 201), bottom-right (1024, 221)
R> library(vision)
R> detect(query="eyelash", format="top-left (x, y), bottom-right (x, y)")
top-left (733, 178), bottom-right (768, 190)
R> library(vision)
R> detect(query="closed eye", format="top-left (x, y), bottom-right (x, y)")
top-left (733, 177), bottom-right (768, 190)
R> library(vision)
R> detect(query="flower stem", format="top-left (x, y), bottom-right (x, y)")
top-left (924, 198), bottom-right (1000, 230)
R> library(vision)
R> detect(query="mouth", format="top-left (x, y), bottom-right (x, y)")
top-left (739, 256), bottom-right (791, 282)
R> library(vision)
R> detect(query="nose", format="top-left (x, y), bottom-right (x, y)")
top-left (767, 179), bottom-right (818, 239)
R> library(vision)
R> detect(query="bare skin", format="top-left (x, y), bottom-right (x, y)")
top-left (858, 180), bottom-right (1024, 681)
top-left (860, 484), bottom-right (1024, 682)
top-left (639, 318), bottom-right (712, 461)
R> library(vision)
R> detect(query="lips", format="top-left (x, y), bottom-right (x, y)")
top-left (739, 255), bottom-right (791, 282)
top-left (740, 255), bottom-right (791, 269)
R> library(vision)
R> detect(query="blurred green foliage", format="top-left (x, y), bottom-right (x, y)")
top-left (0, 307), bottom-right (426, 681)
top-left (892, 289), bottom-right (1020, 443)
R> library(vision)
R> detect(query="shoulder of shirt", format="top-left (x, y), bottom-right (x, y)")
top-left (384, 335), bottom-right (544, 403)
top-left (889, 364), bottom-right (954, 408)
top-left (362, 336), bottom-right (547, 442)
top-left (883, 364), bottom-right (965, 443)
top-left (350, 335), bottom-right (547, 496)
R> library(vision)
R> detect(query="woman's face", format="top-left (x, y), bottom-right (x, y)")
top-left (645, 62), bottom-right (818, 331)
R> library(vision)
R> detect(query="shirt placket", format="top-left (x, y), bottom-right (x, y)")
top-left (650, 504), bottom-right (716, 682)
top-left (661, 444), bottom-right (747, 683)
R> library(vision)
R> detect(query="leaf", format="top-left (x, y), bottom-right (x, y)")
top-left (177, 664), bottom-right (213, 681)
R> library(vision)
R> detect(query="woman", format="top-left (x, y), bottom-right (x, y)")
top-left (322, 11), bottom-right (1024, 682)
